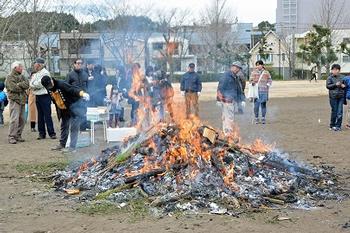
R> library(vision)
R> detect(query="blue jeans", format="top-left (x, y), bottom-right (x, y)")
top-left (329, 98), bottom-right (344, 128)
top-left (254, 99), bottom-right (267, 118)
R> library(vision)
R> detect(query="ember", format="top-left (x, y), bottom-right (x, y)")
top-left (53, 121), bottom-right (343, 216)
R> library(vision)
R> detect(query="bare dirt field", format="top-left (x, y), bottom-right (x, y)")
top-left (0, 81), bottom-right (349, 233)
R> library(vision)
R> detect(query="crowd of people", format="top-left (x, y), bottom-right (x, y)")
top-left (1, 58), bottom-right (350, 152)
top-left (0, 58), bottom-right (175, 152)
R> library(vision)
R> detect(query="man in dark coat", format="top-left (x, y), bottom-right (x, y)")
top-left (66, 58), bottom-right (89, 131)
top-left (180, 63), bottom-right (202, 118)
top-left (217, 62), bottom-right (245, 136)
top-left (326, 64), bottom-right (346, 131)
top-left (41, 76), bottom-right (90, 152)
top-left (92, 64), bottom-right (107, 106)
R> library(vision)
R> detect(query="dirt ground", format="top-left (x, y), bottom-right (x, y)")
top-left (1, 81), bottom-right (350, 233)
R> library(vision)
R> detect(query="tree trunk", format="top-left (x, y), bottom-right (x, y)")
top-left (317, 65), bottom-right (322, 80)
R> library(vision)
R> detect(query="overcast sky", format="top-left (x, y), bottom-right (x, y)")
top-left (66, 0), bottom-right (277, 26)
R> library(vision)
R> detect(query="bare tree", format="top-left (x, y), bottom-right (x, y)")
top-left (87, 0), bottom-right (155, 68)
top-left (317, 0), bottom-right (347, 30)
top-left (198, 0), bottom-right (238, 72)
top-left (155, 8), bottom-right (194, 76)
top-left (0, 0), bottom-right (29, 70)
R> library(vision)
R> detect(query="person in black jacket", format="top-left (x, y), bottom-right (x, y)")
top-left (180, 63), bottom-right (202, 118)
top-left (326, 64), bottom-right (346, 131)
top-left (41, 76), bottom-right (90, 153)
top-left (92, 64), bottom-right (107, 106)
top-left (217, 62), bottom-right (245, 136)
top-left (66, 58), bottom-right (89, 131)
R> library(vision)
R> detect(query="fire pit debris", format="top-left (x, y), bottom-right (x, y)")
top-left (53, 120), bottom-right (343, 216)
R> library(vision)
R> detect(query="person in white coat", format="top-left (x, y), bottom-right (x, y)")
top-left (29, 58), bottom-right (56, 140)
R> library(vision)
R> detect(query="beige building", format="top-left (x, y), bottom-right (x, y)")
top-left (249, 31), bottom-right (292, 79)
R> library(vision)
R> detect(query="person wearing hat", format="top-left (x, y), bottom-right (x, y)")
top-left (231, 62), bottom-right (246, 114)
top-left (180, 63), bottom-right (202, 118)
top-left (249, 60), bottom-right (272, 124)
top-left (5, 61), bottom-right (29, 144)
top-left (217, 62), bottom-right (246, 136)
top-left (41, 76), bottom-right (90, 153)
top-left (29, 57), bottom-right (56, 140)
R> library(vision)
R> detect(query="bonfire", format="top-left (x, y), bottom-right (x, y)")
top-left (53, 115), bottom-right (343, 216)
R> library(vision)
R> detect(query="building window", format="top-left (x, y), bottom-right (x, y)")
top-left (152, 42), bottom-right (163, 50)
top-left (256, 54), bottom-right (273, 64)
top-left (343, 38), bottom-right (350, 44)
top-left (174, 58), bottom-right (181, 72)
top-left (343, 55), bottom-right (350, 63)
top-left (67, 39), bottom-right (93, 55)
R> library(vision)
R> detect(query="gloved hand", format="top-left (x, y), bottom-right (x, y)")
top-left (241, 101), bottom-right (246, 108)
top-left (82, 93), bottom-right (90, 101)
top-left (197, 92), bottom-right (201, 96)
top-left (216, 101), bottom-right (223, 107)
top-left (181, 91), bottom-right (185, 96)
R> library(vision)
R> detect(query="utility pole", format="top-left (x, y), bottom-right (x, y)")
top-left (291, 27), bottom-right (296, 80)
top-left (278, 38), bottom-right (281, 79)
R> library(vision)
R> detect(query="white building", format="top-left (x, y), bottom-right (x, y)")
top-left (249, 31), bottom-right (291, 79)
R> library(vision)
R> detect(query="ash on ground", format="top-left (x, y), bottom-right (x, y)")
top-left (53, 121), bottom-right (346, 216)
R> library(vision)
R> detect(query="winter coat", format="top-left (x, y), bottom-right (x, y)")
top-left (343, 76), bottom-right (350, 99)
top-left (29, 68), bottom-right (50, 95)
top-left (250, 69), bottom-right (272, 94)
top-left (217, 71), bottom-right (245, 103)
top-left (93, 69), bottom-right (107, 106)
top-left (250, 69), bottom-right (272, 102)
top-left (5, 70), bottom-right (29, 105)
top-left (0, 82), bottom-right (7, 105)
top-left (326, 74), bottom-right (345, 99)
top-left (237, 70), bottom-right (246, 91)
top-left (180, 71), bottom-right (202, 93)
top-left (66, 69), bottom-right (88, 92)
top-left (47, 79), bottom-right (84, 119)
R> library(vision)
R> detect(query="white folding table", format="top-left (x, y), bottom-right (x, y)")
top-left (86, 107), bottom-right (109, 144)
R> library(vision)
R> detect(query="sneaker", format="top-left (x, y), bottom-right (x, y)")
top-left (37, 136), bottom-right (45, 140)
top-left (51, 144), bottom-right (65, 151)
top-left (31, 128), bottom-right (36, 132)
top-left (255, 118), bottom-right (260, 124)
top-left (50, 135), bottom-right (57, 139)
top-left (261, 118), bottom-right (266, 124)
top-left (334, 127), bottom-right (342, 132)
top-left (62, 148), bottom-right (77, 154)
top-left (345, 124), bottom-right (350, 129)
top-left (16, 137), bottom-right (25, 142)
top-left (8, 138), bottom-right (17, 144)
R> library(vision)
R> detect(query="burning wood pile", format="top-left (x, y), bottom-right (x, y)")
top-left (53, 119), bottom-right (342, 215)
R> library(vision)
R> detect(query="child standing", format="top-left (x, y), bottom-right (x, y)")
top-left (106, 84), bottom-right (123, 128)
top-left (0, 82), bottom-right (8, 126)
top-left (326, 64), bottom-right (346, 131)
top-left (343, 75), bottom-right (350, 129)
